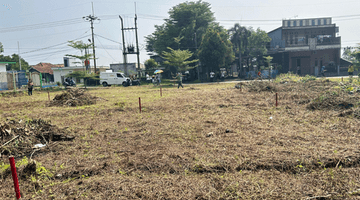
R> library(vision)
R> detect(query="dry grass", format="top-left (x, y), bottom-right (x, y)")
top-left (1, 79), bottom-right (360, 199)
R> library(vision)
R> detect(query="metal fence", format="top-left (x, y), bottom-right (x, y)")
top-left (0, 71), bottom-right (57, 91)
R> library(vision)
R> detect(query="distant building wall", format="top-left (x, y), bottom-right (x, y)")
top-left (110, 63), bottom-right (145, 76)
top-left (0, 72), bottom-right (7, 90)
top-left (288, 48), bottom-right (340, 75)
top-left (268, 28), bottom-right (285, 49)
top-left (0, 64), bottom-right (6, 72)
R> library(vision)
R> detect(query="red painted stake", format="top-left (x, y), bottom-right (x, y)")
top-left (9, 156), bottom-right (21, 200)
top-left (276, 93), bottom-right (278, 107)
top-left (160, 86), bottom-right (162, 97)
top-left (139, 97), bottom-right (141, 113)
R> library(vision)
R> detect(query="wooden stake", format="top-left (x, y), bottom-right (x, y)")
top-left (276, 92), bottom-right (278, 107)
top-left (139, 97), bottom-right (141, 113)
top-left (160, 86), bottom-right (162, 97)
top-left (47, 91), bottom-right (50, 101)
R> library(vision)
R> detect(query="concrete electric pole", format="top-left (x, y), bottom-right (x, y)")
top-left (83, 2), bottom-right (99, 74)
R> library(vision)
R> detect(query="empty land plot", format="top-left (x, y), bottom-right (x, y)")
top-left (1, 80), bottom-right (360, 199)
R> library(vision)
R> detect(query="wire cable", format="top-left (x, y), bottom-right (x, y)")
top-left (94, 34), bottom-right (122, 44)
top-left (21, 34), bottom-right (91, 54)
top-left (95, 35), bottom-right (118, 62)
top-left (0, 18), bottom-right (84, 33)
top-left (6, 28), bottom-right (90, 42)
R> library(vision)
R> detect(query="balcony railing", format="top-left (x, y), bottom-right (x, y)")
top-left (285, 37), bottom-right (340, 47)
top-left (316, 37), bottom-right (340, 45)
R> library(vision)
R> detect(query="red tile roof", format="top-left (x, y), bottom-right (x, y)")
top-left (31, 63), bottom-right (64, 75)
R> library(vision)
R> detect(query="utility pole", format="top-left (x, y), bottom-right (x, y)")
top-left (119, 16), bottom-right (128, 75)
top-left (119, 14), bottom-right (141, 79)
top-left (83, 2), bottom-right (99, 74)
top-left (134, 14), bottom-right (141, 79)
top-left (17, 41), bottom-right (21, 70)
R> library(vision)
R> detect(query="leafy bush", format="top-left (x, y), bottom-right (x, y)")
top-left (301, 75), bottom-right (316, 83)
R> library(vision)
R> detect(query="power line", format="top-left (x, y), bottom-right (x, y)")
top-left (24, 48), bottom-right (74, 58)
top-left (0, 18), bottom-right (84, 33)
top-left (95, 34), bottom-right (122, 44)
top-left (25, 49), bottom-right (78, 61)
top-left (5, 28), bottom-right (90, 42)
top-left (15, 2), bottom-right (90, 18)
top-left (21, 34), bottom-right (91, 54)
top-left (137, 13), bottom-right (360, 23)
top-left (95, 35), bottom-right (118, 62)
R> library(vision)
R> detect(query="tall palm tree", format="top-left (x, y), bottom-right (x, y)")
top-left (228, 24), bottom-right (251, 75)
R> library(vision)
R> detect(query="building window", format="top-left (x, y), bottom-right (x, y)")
top-left (288, 21), bottom-right (290, 27)
top-left (324, 20), bottom-right (327, 25)
top-left (295, 35), bottom-right (298, 44)
top-left (315, 60), bottom-right (318, 66)
top-left (318, 19), bottom-right (321, 25)
top-left (300, 20), bottom-right (303, 26)
top-left (312, 20), bottom-right (315, 26)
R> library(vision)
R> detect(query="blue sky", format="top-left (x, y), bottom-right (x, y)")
top-left (0, 0), bottom-right (359, 66)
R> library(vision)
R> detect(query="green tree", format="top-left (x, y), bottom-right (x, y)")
top-left (162, 47), bottom-right (198, 73)
top-left (263, 56), bottom-right (273, 69)
top-left (66, 40), bottom-right (93, 61)
top-left (198, 25), bottom-right (234, 75)
top-left (0, 54), bottom-right (30, 71)
top-left (228, 25), bottom-right (271, 72)
top-left (65, 40), bottom-right (96, 87)
top-left (228, 23), bottom-right (251, 74)
top-left (343, 47), bottom-right (355, 61)
top-left (247, 28), bottom-right (271, 68)
top-left (144, 59), bottom-right (159, 71)
top-left (145, 1), bottom-right (215, 55)
top-left (351, 46), bottom-right (360, 70)
top-left (263, 55), bottom-right (273, 79)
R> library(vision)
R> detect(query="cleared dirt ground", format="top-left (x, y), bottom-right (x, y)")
top-left (1, 76), bottom-right (360, 199)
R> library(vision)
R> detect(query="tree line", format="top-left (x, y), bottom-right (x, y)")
top-left (0, 42), bottom-right (30, 71)
top-left (144, 1), bottom-right (271, 79)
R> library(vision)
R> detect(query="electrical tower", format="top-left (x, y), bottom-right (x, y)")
top-left (119, 15), bottom-right (141, 79)
top-left (83, 3), bottom-right (99, 73)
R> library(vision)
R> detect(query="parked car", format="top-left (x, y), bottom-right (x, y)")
top-left (100, 72), bottom-right (131, 87)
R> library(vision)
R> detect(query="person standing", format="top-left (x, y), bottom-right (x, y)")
top-left (348, 65), bottom-right (354, 77)
top-left (146, 73), bottom-right (150, 83)
top-left (175, 73), bottom-right (183, 88)
top-left (27, 79), bottom-right (34, 96)
top-left (296, 66), bottom-right (301, 75)
top-left (210, 71), bottom-right (215, 82)
top-left (321, 65), bottom-right (326, 77)
top-left (257, 70), bottom-right (261, 78)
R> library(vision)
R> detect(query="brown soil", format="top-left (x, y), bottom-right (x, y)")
top-left (0, 119), bottom-right (74, 158)
top-left (1, 80), bottom-right (360, 199)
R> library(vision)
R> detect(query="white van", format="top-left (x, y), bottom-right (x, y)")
top-left (100, 72), bottom-right (131, 87)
